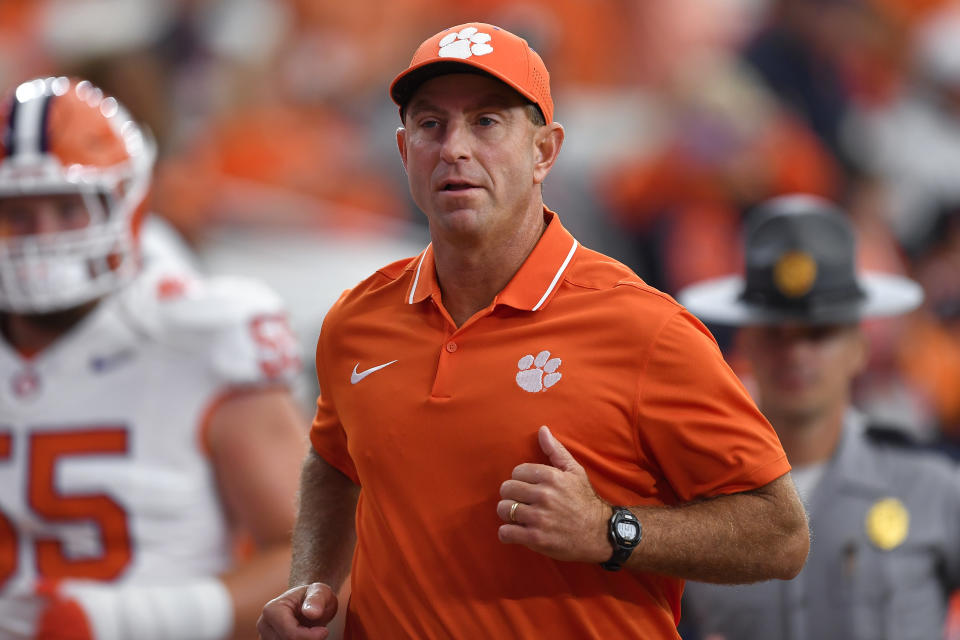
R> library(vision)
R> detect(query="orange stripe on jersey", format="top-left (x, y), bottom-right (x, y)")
top-left (196, 384), bottom-right (290, 456)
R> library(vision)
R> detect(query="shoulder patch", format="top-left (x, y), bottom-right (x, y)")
top-left (155, 275), bottom-right (191, 301)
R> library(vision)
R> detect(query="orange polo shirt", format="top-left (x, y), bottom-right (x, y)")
top-left (311, 209), bottom-right (789, 639)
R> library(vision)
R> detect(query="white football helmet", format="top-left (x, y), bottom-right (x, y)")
top-left (0, 76), bottom-right (156, 313)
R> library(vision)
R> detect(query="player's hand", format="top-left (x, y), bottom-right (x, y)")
top-left (257, 582), bottom-right (337, 640)
top-left (497, 425), bottom-right (612, 563)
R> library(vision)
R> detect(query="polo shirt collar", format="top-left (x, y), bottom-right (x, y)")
top-left (405, 208), bottom-right (579, 311)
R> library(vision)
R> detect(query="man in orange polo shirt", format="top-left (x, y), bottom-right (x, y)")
top-left (258, 22), bottom-right (809, 640)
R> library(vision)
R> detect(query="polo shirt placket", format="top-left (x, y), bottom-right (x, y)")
top-left (405, 211), bottom-right (579, 402)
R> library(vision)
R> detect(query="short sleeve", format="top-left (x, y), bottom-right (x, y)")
top-left (636, 310), bottom-right (789, 502)
top-left (309, 322), bottom-right (359, 484)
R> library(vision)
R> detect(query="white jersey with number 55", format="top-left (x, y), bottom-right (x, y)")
top-left (0, 258), bottom-right (300, 616)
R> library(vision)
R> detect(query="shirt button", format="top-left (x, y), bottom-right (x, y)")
top-left (445, 342), bottom-right (458, 353)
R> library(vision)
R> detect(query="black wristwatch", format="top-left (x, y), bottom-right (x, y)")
top-left (601, 506), bottom-right (642, 571)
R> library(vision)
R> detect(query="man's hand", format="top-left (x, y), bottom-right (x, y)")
top-left (257, 583), bottom-right (338, 640)
top-left (496, 425), bottom-right (612, 563)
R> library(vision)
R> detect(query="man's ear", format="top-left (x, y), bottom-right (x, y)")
top-left (396, 127), bottom-right (408, 170)
top-left (532, 122), bottom-right (564, 185)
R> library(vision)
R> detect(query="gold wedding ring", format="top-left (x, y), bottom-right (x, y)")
top-left (509, 501), bottom-right (521, 523)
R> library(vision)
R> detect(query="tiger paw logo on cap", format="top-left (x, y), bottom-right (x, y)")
top-left (438, 27), bottom-right (494, 59)
top-left (773, 250), bottom-right (817, 298)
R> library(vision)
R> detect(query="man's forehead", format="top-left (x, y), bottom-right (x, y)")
top-left (405, 73), bottom-right (528, 114)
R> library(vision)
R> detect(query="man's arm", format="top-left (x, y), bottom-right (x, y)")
top-left (258, 450), bottom-right (359, 640)
top-left (289, 450), bottom-right (360, 589)
top-left (498, 426), bottom-right (809, 584)
top-left (207, 387), bottom-right (309, 639)
top-left (621, 473), bottom-right (807, 582)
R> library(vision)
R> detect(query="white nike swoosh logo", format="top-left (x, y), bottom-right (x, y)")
top-left (351, 360), bottom-right (398, 384)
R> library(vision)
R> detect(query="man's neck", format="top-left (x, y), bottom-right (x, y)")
top-left (766, 400), bottom-right (848, 468)
top-left (432, 205), bottom-right (547, 327)
top-left (1, 301), bottom-right (98, 357)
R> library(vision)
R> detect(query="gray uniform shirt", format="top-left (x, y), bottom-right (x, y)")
top-left (683, 412), bottom-right (960, 640)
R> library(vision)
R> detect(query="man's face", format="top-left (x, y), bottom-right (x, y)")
top-left (396, 73), bottom-right (554, 243)
top-left (0, 193), bottom-right (92, 239)
top-left (740, 323), bottom-right (868, 424)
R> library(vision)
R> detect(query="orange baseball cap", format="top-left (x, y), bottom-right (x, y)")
top-left (390, 22), bottom-right (553, 124)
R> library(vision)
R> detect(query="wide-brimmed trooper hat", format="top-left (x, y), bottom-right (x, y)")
top-left (677, 194), bottom-right (924, 326)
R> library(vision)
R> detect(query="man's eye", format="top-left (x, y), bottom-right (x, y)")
top-left (477, 117), bottom-right (495, 126)
top-left (420, 120), bottom-right (439, 129)
top-left (3, 211), bottom-right (31, 228)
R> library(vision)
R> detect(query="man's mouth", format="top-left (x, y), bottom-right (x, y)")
top-left (440, 180), bottom-right (478, 191)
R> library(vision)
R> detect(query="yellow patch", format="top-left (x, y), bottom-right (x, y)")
top-left (773, 251), bottom-right (817, 298)
top-left (865, 497), bottom-right (909, 550)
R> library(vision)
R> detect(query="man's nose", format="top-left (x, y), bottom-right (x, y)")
top-left (439, 120), bottom-right (471, 163)
top-left (33, 206), bottom-right (64, 235)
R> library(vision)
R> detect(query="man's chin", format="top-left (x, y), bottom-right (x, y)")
top-left (773, 400), bottom-right (827, 426)
top-left (431, 207), bottom-right (485, 233)
top-left (761, 386), bottom-right (824, 418)
top-left (16, 301), bottom-right (99, 330)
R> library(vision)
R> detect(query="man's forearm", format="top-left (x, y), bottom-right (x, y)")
top-left (289, 450), bottom-right (360, 590)
top-left (623, 474), bottom-right (809, 583)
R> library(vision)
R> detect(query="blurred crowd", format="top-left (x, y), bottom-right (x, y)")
top-left (4, 0), bottom-right (960, 450)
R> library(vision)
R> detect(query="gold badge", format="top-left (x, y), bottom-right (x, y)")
top-left (865, 497), bottom-right (909, 550)
top-left (773, 250), bottom-right (817, 298)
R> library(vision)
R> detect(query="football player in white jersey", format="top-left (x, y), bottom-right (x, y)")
top-left (0, 77), bottom-right (308, 639)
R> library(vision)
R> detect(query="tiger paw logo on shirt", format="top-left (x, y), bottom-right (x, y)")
top-left (516, 350), bottom-right (562, 392)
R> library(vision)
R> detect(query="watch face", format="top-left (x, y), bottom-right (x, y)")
top-left (616, 520), bottom-right (639, 542)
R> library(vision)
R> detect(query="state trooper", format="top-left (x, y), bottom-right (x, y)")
top-left (677, 194), bottom-right (960, 640)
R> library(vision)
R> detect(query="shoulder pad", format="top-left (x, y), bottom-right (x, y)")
top-left (128, 271), bottom-right (302, 386)
top-left (158, 275), bottom-right (287, 329)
